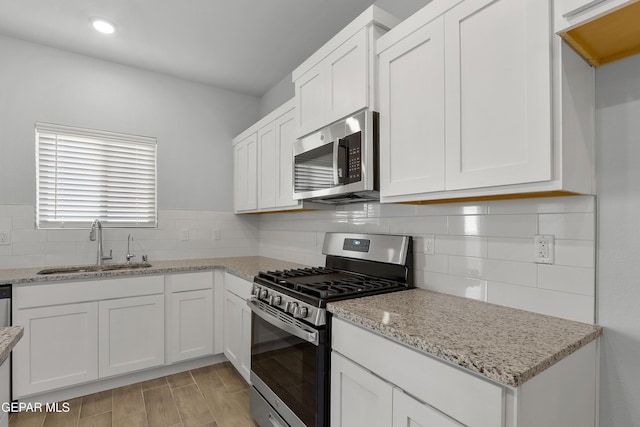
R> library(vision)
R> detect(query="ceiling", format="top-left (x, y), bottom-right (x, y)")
top-left (0, 0), bottom-right (398, 97)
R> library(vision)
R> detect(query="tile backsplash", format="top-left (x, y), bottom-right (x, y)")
top-left (0, 205), bottom-right (259, 268)
top-left (258, 196), bottom-right (596, 323)
top-left (0, 196), bottom-right (596, 323)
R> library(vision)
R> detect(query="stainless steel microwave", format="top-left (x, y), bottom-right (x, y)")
top-left (292, 109), bottom-right (379, 204)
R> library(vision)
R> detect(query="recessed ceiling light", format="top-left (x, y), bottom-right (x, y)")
top-left (90, 17), bottom-right (116, 35)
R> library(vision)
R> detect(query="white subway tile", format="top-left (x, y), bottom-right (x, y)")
top-left (347, 218), bottom-right (391, 233)
top-left (11, 230), bottom-right (46, 243)
top-left (449, 256), bottom-right (537, 287)
top-left (47, 229), bottom-right (91, 242)
top-left (415, 202), bottom-right (489, 216)
top-left (537, 264), bottom-right (595, 296)
top-left (487, 281), bottom-right (595, 323)
top-left (554, 239), bottom-right (595, 268)
top-left (0, 217), bottom-right (11, 229)
top-left (487, 237), bottom-right (533, 262)
top-left (437, 236), bottom-right (487, 257)
top-left (0, 255), bottom-right (46, 268)
top-left (0, 205), bottom-right (34, 218)
top-left (419, 271), bottom-right (487, 301)
top-left (389, 216), bottom-right (448, 234)
top-left (367, 203), bottom-right (416, 218)
top-left (488, 196), bottom-right (594, 214)
top-left (448, 215), bottom-right (537, 237)
top-left (448, 256), bottom-right (484, 279)
top-left (539, 213), bottom-right (595, 240)
top-left (12, 217), bottom-right (35, 230)
top-left (414, 253), bottom-right (449, 274)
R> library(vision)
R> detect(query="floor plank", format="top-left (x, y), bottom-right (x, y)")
top-left (202, 389), bottom-right (254, 427)
top-left (77, 412), bottom-right (111, 427)
top-left (112, 383), bottom-right (145, 421)
top-left (172, 384), bottom-right (215, 427)
top-left (80, 391), bottom-right (112, 419)
top-left (143, 385), bottom-right (181, 427)
top-left (42, 398), bottom-right (81, 427)
top-left (167, 371), bottom-right (194, 390)
top-left (8, 410), bottom-right (46, 427)
top-left (111, 411), bottom-right (148, 427)
top-left (191, 365), bottom-right (224, 392)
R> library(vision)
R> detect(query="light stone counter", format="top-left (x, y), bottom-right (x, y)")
top-left (0, 326), bottom-right (23, 366)
top-left (0, 256), bottom-right (307, 286)
top-left (327, 288), bottom-right (602, 387)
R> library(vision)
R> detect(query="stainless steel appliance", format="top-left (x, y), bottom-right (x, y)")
top-left (248, 233), bottom-right (413, 427)
top-left (1, 284), bottom-right (12, 402)
top-left (292, 109), bottom-right (379, 204)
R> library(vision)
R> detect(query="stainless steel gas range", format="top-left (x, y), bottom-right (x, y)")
top-left (247, 232), bottom-right (413, 427)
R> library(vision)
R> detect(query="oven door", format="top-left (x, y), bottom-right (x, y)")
top-left (248, 298), bottom-right (327, 427)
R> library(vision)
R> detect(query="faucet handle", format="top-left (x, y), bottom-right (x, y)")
top-left (102, 249), bottom-right (113, 261)
top-left (126, 254), bottom-right (136, 262)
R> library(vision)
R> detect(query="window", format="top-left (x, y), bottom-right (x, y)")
top-left (36, 122), bottom-right (157, 229)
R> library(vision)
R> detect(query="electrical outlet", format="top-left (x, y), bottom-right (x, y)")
top-left (0, 230), bottom-right (10, 245)
top-left (423, 234), bottom-right (435, 255)
top-left (534, 235), bottom-right (554, 264)
top-left (180, 229), bottom-right (189, 241)
top-left (212, 228), bottom-right (221, 241)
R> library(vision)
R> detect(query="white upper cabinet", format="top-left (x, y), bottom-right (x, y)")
top-left (554, 0), bottom-right (634, 32)
top-left (444, 0), bottom-right (552, 190)
top-left (292, 6), bottom-right (400, 138)
top-left (378, 16), bottom-right (446, 197)
top-left (377, 0), bottom-right (595, 203)
top-left (233, 132), bottom-right (258, 212)
top-left (233, 99), bottom-right (302, 214)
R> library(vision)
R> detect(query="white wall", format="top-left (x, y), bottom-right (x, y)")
top-left (259, 196), bottom-right (596, 323)
top-left (0, 34), bottom-right (260, 211)
top-left (596, 54), bottom-right (640, 426)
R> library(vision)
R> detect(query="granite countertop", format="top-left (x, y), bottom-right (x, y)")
top-left (328, 288), bottom-right (602, 388)
top-left (0, 326), bottom-right (23, 365)
top-left (0, 256), bottom-right (307, 286)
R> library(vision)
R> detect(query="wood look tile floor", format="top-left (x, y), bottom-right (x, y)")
top-left (9, 362), bottom-right (258, 427)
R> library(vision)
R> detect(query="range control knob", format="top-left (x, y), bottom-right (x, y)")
top-left (295, 306), bottom-right (309, 319)
top-left (288, 302), bottom-right (298, 314)
top-left (252, 287), bottom-right (261, 297)
top-left (259, 289), bottom-right (268, 299)
top-left (269, 295), bottom-right (282, 306)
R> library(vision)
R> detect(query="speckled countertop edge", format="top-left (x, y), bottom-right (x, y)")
top-left (0, 326), bottom-right (23, 365)
top-left (0, 256), bottom-right (307, 286)
top-left (328, 289), bottom-right (602, 387)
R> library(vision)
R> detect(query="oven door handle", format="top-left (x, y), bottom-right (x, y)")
top-left (247, 298), bottom-right (319, 346)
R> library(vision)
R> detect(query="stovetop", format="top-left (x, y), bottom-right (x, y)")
top-left (255, 267), bottom-right (408, 305)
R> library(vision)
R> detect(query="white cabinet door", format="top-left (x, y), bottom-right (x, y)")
top-left (12, 302), bottom-right (98, 398)
top-left (392, 388), bottom-right (463, 427)
top-left (295, 63), bottom-right (328, 138)
top-left (379, 16), bottom-right (446, 199)
top-left (99, 294), bottom-right (164, 378)
top-left (223, 288), bottom-right (252, 382)
top-left (444, 0), bottom-right (552, 190)
top-left (170, 289), bottom-right (214, 363)
top-left (258, 122), bottom-right (277, 210)
top-left (274, 108), bottom-right (299, 208)
top-left (233, 133), bottom-right (258, 212)
top-left (331, 352), bottom-right (393, 427)
top-left (327, 27), bottom-right (369, 123)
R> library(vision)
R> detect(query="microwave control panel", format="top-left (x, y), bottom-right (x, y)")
top-left (338, 131), bottom-right (362, 184)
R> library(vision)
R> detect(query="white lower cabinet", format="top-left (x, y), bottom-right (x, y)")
top-left (393, 388), bottom-right (463, 427)
top-left (330, 352), bottom-right (392, 427)
top-left (12, 302), bottom-right (99, 397)
top-left (332, 317), bottom-right (599, 427)
top-left (98, 294), bottom-right (165, 378)
top-left (0, 358), bottom-right (9, 427)
top-left (223, 272), bottom-right (252, 382)
top-left (168, 272), bottom-right (215, 363)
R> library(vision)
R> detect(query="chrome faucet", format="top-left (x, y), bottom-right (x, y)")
top-left (126, 234), bottom-right (136, 262)
top-left (89, 219), bottom-right (112, 265)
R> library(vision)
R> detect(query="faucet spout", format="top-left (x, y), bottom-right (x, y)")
top-left (89, 219), bottom-right (111, 265)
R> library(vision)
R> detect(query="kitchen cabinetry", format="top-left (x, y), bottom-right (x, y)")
top-left (233, 132), bottom-right (258, 212)
top-left (292, 6), bottom-right (399, 138)
top-left (0, 357), bottom-right (9, 427)
top-left (332, 317), bottom-right (599, 427)
top-left (13, 301), bottom-right (98, 397)
top-left (554, 0), bottom-right (634, 32)
top-left (233, 99), bottom-right (304, 214)
top-left (378, 0), bottom-right (595, 203)
top-left (99, 294), bottom-right (164, 378)
top-left (168, 272), bottom-right (215, 363)
top-left (223, 272), bottom-right (252, 382)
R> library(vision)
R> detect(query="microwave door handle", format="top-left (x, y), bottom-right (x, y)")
top-left (336, 138), bottom-right (349, 185)
top-left (332, 138), bottom-right (339, 186)
top-left (247, 297), bottom-right (319, 346)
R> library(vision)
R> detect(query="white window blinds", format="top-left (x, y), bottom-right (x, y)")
top-left (36, 122), bottom-right (157, 229)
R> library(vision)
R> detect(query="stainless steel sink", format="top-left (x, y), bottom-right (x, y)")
top-left (37, 262), bottom-right (152, 275)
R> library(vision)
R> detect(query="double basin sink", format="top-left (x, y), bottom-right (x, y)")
top-left (37, 262), bottom-right (152, 275)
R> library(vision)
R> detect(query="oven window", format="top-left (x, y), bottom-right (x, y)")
top-left (251, 313), bottom-right (321, 427)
